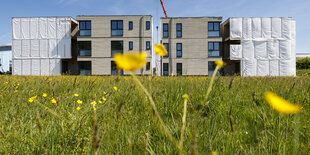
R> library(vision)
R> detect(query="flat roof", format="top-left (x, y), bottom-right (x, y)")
top-left (77, 15), bottom-right (152, 17)
top-left (160, 16), bottom-right (222, 19)
top-left (12, 16), bottom-right (78, 23)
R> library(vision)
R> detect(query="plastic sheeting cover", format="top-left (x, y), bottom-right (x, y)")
top-left (257, 60), bottom-right (269, 76)
top-left (242, 59), bottom-right (257, 76)
top-left (230, 18), bottom-right (242, 40)
top-left (254, 41), bottom-right (267, 59)
top-left (32, 59), bottom-right (40, 75)
top-left (41, 59), bottom-right (50, 75)
top-left (13, 60), bottom-right (22, 75)
top-left (230, 45), bottom-right (242, 60)
top-left (242, 40), bottom-right (254, 60)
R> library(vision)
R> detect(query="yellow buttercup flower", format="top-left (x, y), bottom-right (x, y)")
top-left (154, 44), bottom-right (168, 56)
top-left (215, 60), bottom-right (226, 68)
top-left (114, 86), bottom-right (118, 91)
top-left (28, 96), bottom-right (37, 103)
top-left (77, 106), bottom-right (81, 111)
top-left (114, 52), bottom-right (147, 71)
top-left (43, 93), bottom-right (47, 97)
top-left (74, 93), bottom-right (79, 97)
top-left (103, 91), bottom-right (107, 95)
top-left (182, 94), bottom-right (189, 99)
top-left (99, 100), bottom-right (103, 104)
top-left (102, 96), bottom-right (106, 101)
top-left (51, 98), bottom-right (57, 104)
top-left (264, 91), bottom-right (302, 114)
top-left (91, 101), bottom-right (97, 105)
top-left (77, 99), bottom-right (83, 104)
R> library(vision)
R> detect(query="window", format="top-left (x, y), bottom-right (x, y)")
top-left (111, 61), bottom-right (123, 75)
top-left (163, 63), bottom-right (169, 76)
top-left (176, 23), bottom-right (182, 38)
top-left (208, 42), bottom-right (220, 57)
top-left (163, 23), bottom-right (169, 38)
top-left (146, 41), bottom-right (150, 50)
top-left (0, 58), bottom-right (1, 66)
top-left (129, 21), bottom-right (133, 30)
top-left (78, 41), bottom-right (91, 56)
top-left (177, 63), bottom-right (182, 76)
top-left (78, 61), bottom-right (91, 75)
top-left (177, 43), bottom-right (182, 58)
top-left (146, 62), bottom-right (150, 71)
top-left (208, 61), bottom-right (221, 76)
top-left (146, 21), bottom-right (150, 30)
top-left (129, 41), bottom-right (133, 50)
top-left (163, 43), bottom-right (169, 57)
top-left (111, 20), bottom-right (123, 36)
top-left (111, 41), bottom-right (123, 56)
top-left (208, 22), bottom-right (220, 37)
top-left (62, 60), bottom-right (68, 74)
top-left (79, 21), bottom-right (91, 36)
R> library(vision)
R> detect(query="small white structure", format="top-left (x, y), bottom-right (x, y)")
top-left (0, 45), bottom-right (12, 73)
top-left (12, 17), bottom-right (77, 76)
top-left (229, 17), bottom-right (296, 76)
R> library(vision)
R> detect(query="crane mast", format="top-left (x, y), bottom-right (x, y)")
top-left (160, 0), bottom-right (168, 18)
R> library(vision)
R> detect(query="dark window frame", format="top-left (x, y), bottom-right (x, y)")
top-left (163, 43), bottom-right (169, 58)
top-left (208, 22), bottom-right (220, 37)
top-left (129, 41), bottom-right (133, 50)
top-left (176, 43), bottom-right (182, 58)
top-left (78, 41), bottom-right (92, 56)
top-left (146, 62), bottom-right (151, 71)
top-left (79, 21), bottom-right (91, 36)
top-left (163, 23), bottom-right (169, 38)
top-left (163, 63), bottom-right (169, 76)
top-left (111, 61), bottom-right (123, 76)
top-left (78, 61), bottom-right (92, 75)
top-left (129, 21), bottom-right (133, 30)
top-left (146, 21), bottom-right (150, 30)
top-left (111, 41), bottom-right (124, 57)
top-left (146, 41), bottom-right (151, 50)
top-left (177, 63), bottom-right (182, 76)
top-left (176, 23), bottom-right (182, 38)
top-left (208, 42), bottom-right (221, 57)
top-left (111, 20), bottom-right (123, 36)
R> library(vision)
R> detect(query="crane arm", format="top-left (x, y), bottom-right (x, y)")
top-left (160, 0), bottom-right (168, 18)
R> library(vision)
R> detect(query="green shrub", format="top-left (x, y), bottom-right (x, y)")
top-left (296, 57), bottom-right (310, 69)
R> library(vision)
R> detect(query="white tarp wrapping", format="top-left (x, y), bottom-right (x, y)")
top-left (13, 18), bottom-right (21, 39)
top-left (21, 18), bottom-right (30, 39)
top-left (40, 40), bottom-right (49, 58)
top-left (30, 18), bottom-right (38, 39)
top-left (22, 40), bottom-right (31, 57)
top-left (57, 18), bottom-right (66, 39)
top-left (13, 40), bottom-right (22, 58)
top-left (280, 59), bottom-right (293, 76)
top-left (282, 18), bottom-right (291, 40)
top-left (267, 40), bottom-right (279, 59)
top-left (48, 18), bottom-right (57, 39)
top-left (49, 39), bottom-right (58, 58)
top-left (261, 18), bottom-right (272, 39)
top-left (64, 39), bottom-right (71, 58)
top-left (65, 19), bottom-right (71, 39)
top-left (272, 18), bottom-right (282, 38)
top-left (257, 60), bottom-right (269, 76)
top-left (230, 45), bottom-right (242, 60)
top-left (41, 59), bottom-right (49, 75)
top-left (13, 60), bottom-right (22, 75)
top-left (39, 18), bottom-right (48, 39)
top-left (254, 41), bottom-right (267, 59)
top-left (49, 59), bottom-right (61, 75)
top-left (242, 18), bottom-right (252, 40)
top-left (32, 59), bottom-right (40, 75)
top-left (252, 18), bottom-right (262, 39)
top-left (279, 40), bottom-right (291, 59)
top-left (22, 59), bottom-right (31, 75)
top-left (31, 40), bottom-right (40, 57)
top-left (269, 60), bottom-right (279, 76)
top-left (242, 40), bottom-right (254, 60)
top-left (242, 59), bottom-right (257, 76)
top-left (230, 18), bottom-right (242, 40)
top-left (58, 39), bottom-right (65, 58)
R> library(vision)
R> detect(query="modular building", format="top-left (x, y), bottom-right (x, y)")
top-left (12, 17), bottom-right (79, 76)
top-left (0, 45), bottom-right (12, 73)
top-left (160, 17), bottom-right (223, 76)
top-left (222, 17), bottom-right (296, 76)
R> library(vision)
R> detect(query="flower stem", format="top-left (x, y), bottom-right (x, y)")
top-left (205, 65), bottom-right (220, 102)
top-left (179, 97), bottom-right (188, 152)
top-left (130, 72), bottom-right (179, 149)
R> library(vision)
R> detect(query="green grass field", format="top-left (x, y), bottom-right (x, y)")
top-left (0, 75), bottom-right (309, 154)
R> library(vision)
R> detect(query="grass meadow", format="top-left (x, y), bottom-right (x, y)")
top-left (0, 75), bottom-right (309, 154)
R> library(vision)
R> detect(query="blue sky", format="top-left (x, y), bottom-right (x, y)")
top-left (0, 0), bottom-right (309, 53)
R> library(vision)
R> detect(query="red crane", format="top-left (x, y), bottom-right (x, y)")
top-left (160, 0), bottom-right (168, 18)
